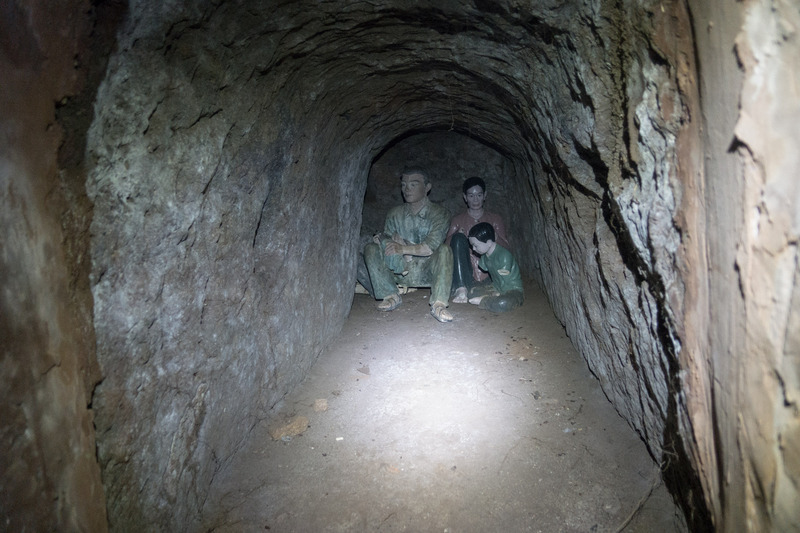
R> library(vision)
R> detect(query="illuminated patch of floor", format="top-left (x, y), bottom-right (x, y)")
top-left (203, 284), bottom-right (686, 532)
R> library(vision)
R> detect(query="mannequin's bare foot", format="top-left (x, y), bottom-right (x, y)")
top-left (452, 287), bottom-right (468, 303)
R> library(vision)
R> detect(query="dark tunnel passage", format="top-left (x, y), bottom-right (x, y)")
top-left (3, 1), bottom-right (799, 531)
top-left (82, 2), bottom-right (701, 528)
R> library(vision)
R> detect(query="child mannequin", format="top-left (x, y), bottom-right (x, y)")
top-left (467, 222), bottom-right (524, 313)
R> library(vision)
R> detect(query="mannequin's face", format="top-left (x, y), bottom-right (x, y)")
top-left (463, 185), bottom-right (485, 211)
top-left (469, 236), bottom-right (494, 255)
top-left (401, 173), bottom-right (430, 204)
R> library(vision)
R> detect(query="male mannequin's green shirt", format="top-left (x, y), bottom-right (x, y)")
top-left (383, 199), bottom-right (450, 252)
top-left (477, 244), bottom-right (523, 294)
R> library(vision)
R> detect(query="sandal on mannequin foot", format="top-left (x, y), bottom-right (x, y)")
top-left (377, 293), bottom-right (402, 311)
top-left (430, 301), bottom-right (453, 322)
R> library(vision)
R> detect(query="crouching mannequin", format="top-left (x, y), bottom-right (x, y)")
top-left (467, 222), bottom-right (524, 313)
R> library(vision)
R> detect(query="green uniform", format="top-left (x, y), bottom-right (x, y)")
top-left (364, 199), bottom-right (453, 303)
top-left (478, 245), bottom-right (523, 293)
top-left (474, 244), bottom-right (524, 312)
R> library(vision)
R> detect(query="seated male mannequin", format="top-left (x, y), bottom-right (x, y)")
top-left (361, 170), bottom-right (454, 323)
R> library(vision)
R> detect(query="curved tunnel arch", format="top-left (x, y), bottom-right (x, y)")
top-left (257, 2), bottom-right (570, 164)
top-left (84, 1), bottom-right (710, 530)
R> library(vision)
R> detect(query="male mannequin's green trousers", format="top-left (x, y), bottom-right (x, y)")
top-left (363, 241), bottom-right (453, 304)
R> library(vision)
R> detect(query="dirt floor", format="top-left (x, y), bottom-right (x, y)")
top-left (203, 283), bottom-right (688, 532)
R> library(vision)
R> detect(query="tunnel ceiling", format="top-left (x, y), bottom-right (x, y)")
top-left (145, 0), bottom-right (600, 165)
top-left (84, 0), bottom-right (707, 530)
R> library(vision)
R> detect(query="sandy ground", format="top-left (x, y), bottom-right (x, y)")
top-left (203, 283), bottom-right (687, 532)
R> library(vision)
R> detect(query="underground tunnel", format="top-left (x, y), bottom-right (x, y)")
top-left (1, 0), bottom-right (799, 531)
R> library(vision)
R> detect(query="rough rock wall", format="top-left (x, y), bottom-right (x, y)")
top-left (486, 1), bottom-right (712, 526)
top-left (731, 4), bottom-right (800, 526)
top-left (86, 2), bottom-right (372, 529)
top-left (690, 1), bottom-right (800, 530)
top-left (0, 1), bottom-right (108, 530)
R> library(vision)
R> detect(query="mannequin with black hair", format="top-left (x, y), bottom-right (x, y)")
top-left (445, 177), bottom-right (510, 303)
top-left (466, 222), bottom-right (524, 313)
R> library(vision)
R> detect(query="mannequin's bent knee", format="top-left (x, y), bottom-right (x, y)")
top-left (450, 233), bottom-right (469, 255)
top-left (364, 242), bottom-right (382, 264)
